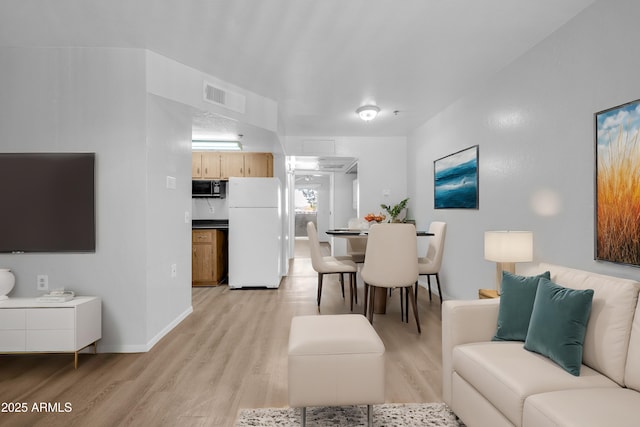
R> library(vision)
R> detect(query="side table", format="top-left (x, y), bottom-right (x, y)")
top-left (478, 289), bottom-right (500, 299)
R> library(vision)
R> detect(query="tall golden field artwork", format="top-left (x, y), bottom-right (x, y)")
top-left (595, 99), bottom-right (640, 266)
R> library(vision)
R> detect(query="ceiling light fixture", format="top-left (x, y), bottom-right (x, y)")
top-left (356, 105), bottom-right (380, 121)
top-left (191, 140), bottom-right (242, 151)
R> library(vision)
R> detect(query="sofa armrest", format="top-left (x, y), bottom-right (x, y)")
top-left (441, 298), bottom-right (500, 405)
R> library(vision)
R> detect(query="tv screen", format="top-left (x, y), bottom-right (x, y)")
top-left (0, 153), bottom-right (96, 253)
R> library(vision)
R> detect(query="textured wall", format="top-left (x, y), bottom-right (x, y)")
top-left (407, 0), bottom-right (640, 299)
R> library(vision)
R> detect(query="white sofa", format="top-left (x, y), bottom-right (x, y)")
top-left (442, 263), bottom-right (640, 427)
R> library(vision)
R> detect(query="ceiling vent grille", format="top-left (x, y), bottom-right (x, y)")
top-left (203, 81), bottom-right (246, 114)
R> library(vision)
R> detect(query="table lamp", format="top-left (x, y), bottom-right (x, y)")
top-left (484, 231), bottom-right (533, 292)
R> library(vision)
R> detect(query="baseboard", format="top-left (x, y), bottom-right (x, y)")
top-left (97, 305), bottom-right (194, 353)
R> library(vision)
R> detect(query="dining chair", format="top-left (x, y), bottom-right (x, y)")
top-left (307, 222), bottom-right (358, 311)
top-left (417, 221), bottom-right (447, 303)
top-left (361, 223), bottom-right (420, 333)
top-left (345, 236), bottom-right (367, 264)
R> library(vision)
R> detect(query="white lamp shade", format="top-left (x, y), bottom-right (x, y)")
top-left (484, 231), bottom-right (533, 262)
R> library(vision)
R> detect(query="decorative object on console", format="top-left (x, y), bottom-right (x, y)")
top-left (0, 268), bottom-right (15, 300)
top-left (484, 230), bottom-right (533, 291)
top-left (37, 288), bottom-right (75, 303)
top-left (434, 145), bottom-right (478, 209)
top-left (595, 98), bottom-right (640, 266)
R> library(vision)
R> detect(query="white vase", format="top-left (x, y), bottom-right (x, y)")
top-left (0, 268), bottom-right (16, 301)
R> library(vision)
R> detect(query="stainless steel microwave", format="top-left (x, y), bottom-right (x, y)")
top-left (192, 180), bottom-right (226, 198)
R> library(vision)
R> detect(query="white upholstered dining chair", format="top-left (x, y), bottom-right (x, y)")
top-left (417, 221), bottom-right (447, 303)
top-left (307, 222), bottom-right (358, 311)
top-left (361, 223), bottom-right (421, 333)
top-left (345, 236), bottom-right (367, 264)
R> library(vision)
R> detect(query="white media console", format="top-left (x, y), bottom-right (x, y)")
top-left (0, 296), bottom-right (101, 368)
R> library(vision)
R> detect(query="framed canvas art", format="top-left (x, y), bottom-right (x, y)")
top-left (595, 98), bottom-right (640, 266)
top-left (434, 145), bottom-right (479, 209)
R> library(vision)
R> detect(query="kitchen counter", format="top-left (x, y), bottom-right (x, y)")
top-left (192, 219), bottom-right (229, 230)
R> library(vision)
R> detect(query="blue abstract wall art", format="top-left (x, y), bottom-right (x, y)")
top-left (434, 145), bottom-right (479, 209)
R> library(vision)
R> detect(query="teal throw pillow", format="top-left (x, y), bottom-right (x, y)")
top-left (524, 277), bottom-right (594, 376)
top-left (492, 271), bottom-right (551, 342)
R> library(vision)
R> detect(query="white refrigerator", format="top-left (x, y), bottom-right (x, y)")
top-left (228, 177), bottom-right (282, 288)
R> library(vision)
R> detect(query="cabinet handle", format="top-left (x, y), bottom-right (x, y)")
top-left (205, 168), bottom-right (208, 174)
top-left (248, 167), bottom-right (251, 175)
top-left (197, 168), bottom-right (200, 175)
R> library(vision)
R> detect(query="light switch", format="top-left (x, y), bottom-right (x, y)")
top-left (382, 189), bottom-right (391, 197)
top-left (166, 176), bottom-right (176, 189)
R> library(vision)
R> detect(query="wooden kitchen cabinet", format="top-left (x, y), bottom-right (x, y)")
top-left (192, 229), bottom-right (227, 286)
top-left (192, 153), bottom-right (203, 178)
top-left (244, 152), bottom-right (273, 177)
top-left (194, 151), bottom-right (274, 179)
top-left (192, 152), bottom-right (223, 179)
top-left (220, 152), bottom-right (246, 178)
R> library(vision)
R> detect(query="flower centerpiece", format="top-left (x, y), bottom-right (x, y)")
top-left (364, 213), bottom-right (386, 224)
top-left (380, 197), bottom-right (410, 223)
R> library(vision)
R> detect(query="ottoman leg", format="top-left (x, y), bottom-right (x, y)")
top-left (367, 404), bottom-right (373, 427)
top-left (301, 407), bottom-right (306, 426)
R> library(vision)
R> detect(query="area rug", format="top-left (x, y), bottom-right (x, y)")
top-left (236, 402), bottom-right (465, 426)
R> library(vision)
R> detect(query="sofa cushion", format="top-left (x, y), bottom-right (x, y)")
top-left (625, 302), bottom-right (640, 392)
top-left (452, 342), bottom-right (618, 426)
top-left (523, 388), bottom-right (640, 427)
top-left (492, 271), bottom-right (550, 342)
top-left (535, 263), bottom-right (640, 385)
top-left (524, 278), bottom-right (593, 376)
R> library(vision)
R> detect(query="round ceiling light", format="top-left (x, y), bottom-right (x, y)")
top-left (356, 105), bottom-right (380, 121)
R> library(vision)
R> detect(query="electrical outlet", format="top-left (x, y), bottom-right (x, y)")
top-left (37, 274), bottom-right (49, 291)
top-left (184, 211), bottom-right (190, 224)
top-left (171, 264), bottom-right (177, 278)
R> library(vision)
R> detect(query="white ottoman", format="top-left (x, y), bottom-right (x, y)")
top-left (288, 314), bottom-right (385, 427)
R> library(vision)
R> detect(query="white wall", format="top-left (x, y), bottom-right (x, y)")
top-left (145, 94), bottom-right (193, 345)
top-left (0, 47), bottom-right (150, 349)
top-left (284, 136), bottom-right (407, 255)
top-left (0, 47), bottom-right (194, 351)
top-left (407, 0), bottom-right (640, 300)
top-left (284, 137), bottom-right (407, 215)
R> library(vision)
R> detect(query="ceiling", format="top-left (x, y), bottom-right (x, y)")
top-left (0, 0), bottom-right (596, 138)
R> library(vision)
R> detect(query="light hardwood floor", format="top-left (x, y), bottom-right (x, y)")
top-left (0, 242), bottom-right (444, 427)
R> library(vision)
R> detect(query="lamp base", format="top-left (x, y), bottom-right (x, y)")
top-left (495, 262), bottom-right (515, 293)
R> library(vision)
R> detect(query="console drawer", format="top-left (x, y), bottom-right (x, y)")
top-left (0, 309), bottom-right (26, 330)
top-left (26, 308), bottom-right (74, 330)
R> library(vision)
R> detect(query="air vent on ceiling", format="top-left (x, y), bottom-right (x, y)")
top-left (203, 81), bottom-right (246, 114)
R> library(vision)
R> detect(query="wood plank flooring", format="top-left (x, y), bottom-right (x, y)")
top-left (0, 242), bottom-right (444, 426)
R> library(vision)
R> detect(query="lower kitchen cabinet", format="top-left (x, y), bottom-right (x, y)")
top-left (192, 229), bottom-right (227, 286)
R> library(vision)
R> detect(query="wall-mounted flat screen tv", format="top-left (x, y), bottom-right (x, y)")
top-left (0, 153), bottom-right (95, 253)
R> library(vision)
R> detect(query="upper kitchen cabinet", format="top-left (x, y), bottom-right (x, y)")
top-left (221, 152), bottom-right (246, 178)
top-left (192, 152), bottom-right (222, 179)
top-left (244, 152), bottom-right (273, 177)
top-left (193, 151), bottom-right (273, 179)
top-left (219, 152), bottom-right (274, 178)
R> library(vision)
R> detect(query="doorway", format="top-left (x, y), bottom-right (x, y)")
top-left (287, 156), bottom-right (358, 260)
